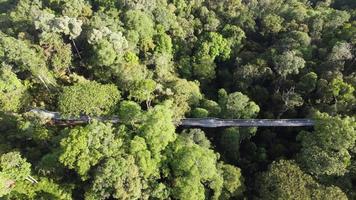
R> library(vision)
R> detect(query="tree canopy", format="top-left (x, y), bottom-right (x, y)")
top-left (0, 0), bottom-right (355, 199)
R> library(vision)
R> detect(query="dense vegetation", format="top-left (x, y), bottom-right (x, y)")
top-left (0, 0), bottom-right (355, 199)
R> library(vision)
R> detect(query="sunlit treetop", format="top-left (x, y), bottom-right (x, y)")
top-left (59, 120), bottom-right (122, 179)
top-left (297, 112), bottom-right (356, 176)
top-left (256, 160), bottom-right (348, 200)
top-left (58, 81), bottom-right (121, 117)
top-left (0, 32), bottom-right (56, 86)
top-left (33, 10), bottom-right (83, 39)
top-left (0, 65), bottom-right (29, 112)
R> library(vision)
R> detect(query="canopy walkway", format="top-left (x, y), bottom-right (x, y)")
top-left (29, 109), bottom-right (315, 127)
top-left (180, 118), bottom-right (314, 127)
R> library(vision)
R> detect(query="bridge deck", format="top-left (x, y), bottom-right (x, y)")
top-left (180, 118), bottom-right (314, 127)
top-left (29, 109), bottom-right (315, 127)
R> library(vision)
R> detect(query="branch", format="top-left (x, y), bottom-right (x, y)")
top-left (25, 175), bottom-right (38, 184)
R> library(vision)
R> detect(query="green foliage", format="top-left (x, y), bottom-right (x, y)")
top-left (138, 101), bottom-right (176, 154)
top-left (32, 178), bottom-right (72, 200)
top-left (86, 103), bottom-right (245, 200)
top-left (118, 101), bottom-right (142, 124)
top-left (58, 81), bottom-right (120, 117)
top-left (88, 27), bottom-right (129, 66)
top-left (220, 128), bottom-right (241, 162)
top-left (221, 24), bottom-right (245, 54)
top-left (85, 156), bottom-right (142, 200)
top-left (195, 32), bottom-right (231, 61)
top-left (233, 59), bottom-right (273, 91)
top-left (17, 114), bottom-right (54, 143)
top-left (84, 103), bottom-right (176, 199)
top-left (273, 50), bottom-right (306, 77)
top-left (261, 14), bottom-right (284, 34)
top-left (129, 79), bottom-right (157, 103)
top-left (0, 152), bottom-right (31, 197)
top-left (256, 160), bottom-right (348, 200)
top-left (279, 88), bottom-right (304, 112)
top-left (129, 136), bottom-right (158, 178)
top-left (33, 10), bottom-right (83, 39)
top-left (200, 99), bottom-right (221, 117)
top-left (331, 78), bottom-right (355, 103)
top-left (124, 10), bottom-right (155, 50)
top-left (36, 150), bottom-right (65, 178)
top-left (219, 163), bottom-right (245, 199)
top-left (0, 65), bottom-right (28, 112)
top-left (46, 0), bottom-right (92, 18)
top-left (169, 79), bottom-right (203, 119)
top-left (0, 152), bottom-right (31, 181)
top-left (0, 32), bottom-right (56, 86)
top-left (169, 136), bottom-right (223, 200)
top-left (192, 32), bottom-right (231, 81)
top-left (4, 177), bottom-right (72, 200)
top-left (39, 33), bottom-right (72, 76)
top-left (298, 112), bottom-right (356, 176)
top-left (191, 107), bottom-right (209, 118)
top-left (154, 28), bottom-right (173, 54)
top-left (297, 72), bottom-right (318, 94)
top-left (180, 129), bottom-right (211, 149)
top-left (219, 127), bottom-right (257, 163)
top-left (0, 0), bottom-right (355, 199)
top-left (218, 89), bottom-right (260, 119)
top-left (111, 62), bottom-right (150, 91)
top-left (280, 31), bottom-right (311, 49)
top-left (59, 121), bottom-right (122, 179)
top-left (91, 39), bottom-right (117, 66)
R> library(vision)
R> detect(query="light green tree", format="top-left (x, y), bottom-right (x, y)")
top-left (138, 101), bottom-right (176, 154)
top-left (0, 32), bottom-right (56, 86)
top-left (273, 50), bottom-right (306, 77)
top-left (88, 27), bottom-right (129, 67)
top-left (297, 112), bottom-right (356, 176)
top-left (58, 81), bottom-right (120, 117)
top-left (168, 78), bottom-right (203, 119)
top-left (118, 101), bottom-right (142, 124)
top-left (218, 89), bottom-right (260, 119)
top-left (33, 10), bottom-right (83, 39)
top-left (85, 102), bottom-right (176, 199)
top-left (0, 152), bottom-right (32, 197)
top-left (59, 121), bottom-right (122, 179)
top-left (124, 10), bottom-right (155, 51)
top-left (256, 160), bottom-right (347, 200)
top-left (0, 65), bottom-right (28, 112)
top-left (219, 163), bottom-right (245, 200)
top-left (261, 14), bottom-right (284, 34)
top-left (169, 136), bottom-right (223, 200)
top-left (129, 79), bottom-right (157, 104)
top-left (192, 32), bottom-right (231, 81)
top-left (85, 156), bottom-right (142, 200)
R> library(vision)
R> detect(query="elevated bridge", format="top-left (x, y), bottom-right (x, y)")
top-left (29, 109), bottom-right (315, 127)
